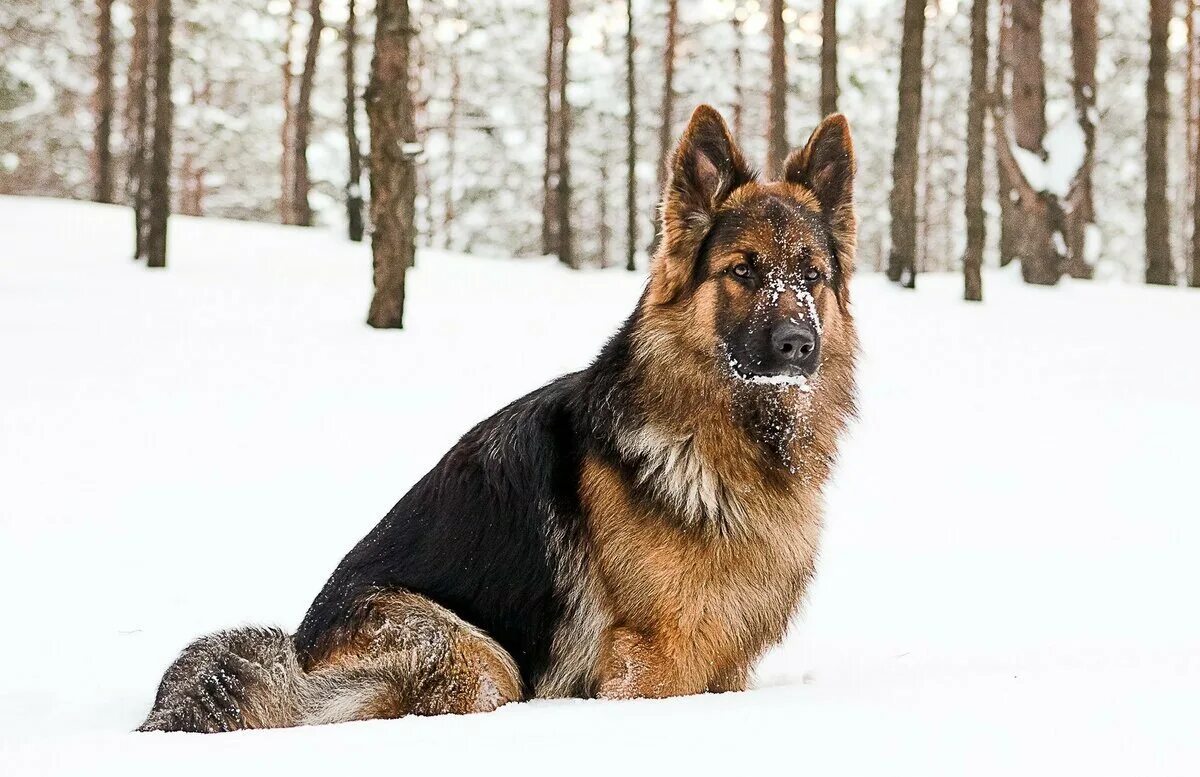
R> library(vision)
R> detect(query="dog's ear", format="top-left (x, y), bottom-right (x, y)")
top-left (785, 114), bottom-right (857, 299)
top-left (652, 105), bottom-right (752, 304)
top-left (785, 114), bottom-right (855, 233)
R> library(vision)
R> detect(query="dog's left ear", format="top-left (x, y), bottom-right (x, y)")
top-left (785, 114), bottom-right (856, 295)
top-left (785, 114), bottom-right (856, 237)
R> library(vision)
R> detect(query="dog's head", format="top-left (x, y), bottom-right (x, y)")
top-left (643, 105), bottom-right (857, 396)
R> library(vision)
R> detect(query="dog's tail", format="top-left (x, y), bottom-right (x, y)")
top-left (138, 626), bottom-right (309, 733)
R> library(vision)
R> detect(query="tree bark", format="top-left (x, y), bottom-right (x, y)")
top-left (93, 0), bottom-right (115, 204)
top-left (820, 0), bottom-right (838, 117)
top-left (765, 0), bottom-right (787, 179)
top-left (649, 0), bottom-right (678, 253)
top-left (1063, 0), bottom-right (1097, 280)
top-left (625, 0), bottom-right (637, 272)
top-left (127, 0), bottom-right (153, 258)
top-left (555, 0), bottom-right (573, 268)
top-left (366, 0), bottom-right (416, 328)
top-left (994, 0), bottom-right (1060, 285)
top-left (963, 0), bottom-right (987, 301)
top-left (543, 0), bottom-right (571, 262)
top-left (293, 0), bottom-right (324, 227)
top-left (145, 0), bottom-right (174, 269)
top-left (886, 0), bottom-right (925, 287)
top-left (1192, 1), bottom-right (1200, 287)
top-left (281, 0), bottom-right (300, 224)
top-left (344, 0), bottom-right (364, 242)
top-left (1188, 0), bottom-right (1197, 285)
top-left (443, 47), bottom-right (460, 248)
top-left (732, 16), bottom-right (745, 140)
top-left (1146, 0), bottom-right (1173, 285)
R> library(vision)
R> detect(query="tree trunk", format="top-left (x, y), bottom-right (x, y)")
top-left (443, 47), bottom-right (460, 248)
top-left (995, 0), bottom-right (1016, 267)
top-left (293, 0), bottom-right (324, 227)
top-left (555, 0), bottom-right (573, 268)
top-left (365, 0), bottom-right (416, 329)
top-left (886, 0), bottom-right (925, 287)
top-left (1146, 0), bottom-right (1173, 285)
top-left (1063, 0), bottom-right (1097, 279)
top-left (625, 0), bottom-right (637, 272)
top-left (281, 0), bottom-right (300, 224)
top-left (765, 0), bottom-right (787, 179)
top-left (1188, 0), bottom-right (1197, 285)
top-left (732, 16), bottom-right (744, 139)
top-left (820, 0), bottom-right (838, 117)
top-left (93, 0), bottom-right (115, 204)
top-left (599, 152), bottom-right (611, 268)
top-left (963, 0), bottom-right (987, 302)
top-left (127, 0), bottom-right (152, 258)
top-left (995, 0), bottom-right (1060, 285)
top-left (543, 0), bottom-right (568, 261)
top-left (344, 0), bottom-right (364, 242)
top-left (649, 0), bottom-right (678, 253)
top-left (1192, 1), bottom-right (1200, 287)
top-left (145, 0), bottom-right (173, 269)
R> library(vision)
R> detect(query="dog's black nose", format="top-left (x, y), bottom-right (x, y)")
top-left (770, 322), bottom-right (816, 362)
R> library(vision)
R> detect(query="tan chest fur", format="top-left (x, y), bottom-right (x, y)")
top-left (580, 447), bottom-right (822, 696)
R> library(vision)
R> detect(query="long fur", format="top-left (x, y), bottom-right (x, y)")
top-left (139, 105), bottom-right (859, 732)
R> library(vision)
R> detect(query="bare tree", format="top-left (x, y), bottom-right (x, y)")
top-left (293, 0), bottom-right (324, 227)
top-left (543, 0), bottom-right (573, 267)
top-left (127, 0), bottom-right (153, 258)
top-left (366, 0), bottom-right (417, 328)
top-left (344, 0), bottom-right (364, 242)
top-left (93, 0), bottom-right (115, 204)
top-left (1192, 0), bottom-right (1200, 287)
top-left (625, 0), bottom-right (637, 272)
top-left (963, 0), bottom-right (987, 302)
top-left (732, 14), bottom-right (745, 139)
top-left (993, 0), bottom-right (1060, 285)
top-left (886, 0), bottom-right (926, 288)
top-left (443, 45), bottom-right (461, 248)
top-left (649, 0), bottom-right (678, 251)
top-left (1063, 0), bottom-right (1097, 279)
top-left (820, 0), bottom-right (838, 117)
top-left (145, 0), bottom-right (174, 269)
top-left (1146, 0), bottom-right (1173, 285)
top-left (765, 0), bottom-right (787, 179)
top-left (281, 0), bottom-right (300, 223)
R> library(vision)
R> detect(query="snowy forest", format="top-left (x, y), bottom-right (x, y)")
top-left (2, 0), bottom-right (1199, 319)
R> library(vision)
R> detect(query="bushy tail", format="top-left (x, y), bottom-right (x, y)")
top-left (138, 626), bottom-right (306, 733)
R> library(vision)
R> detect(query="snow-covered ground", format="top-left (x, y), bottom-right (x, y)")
top-left (1, 196), bottom-right (1197, 775)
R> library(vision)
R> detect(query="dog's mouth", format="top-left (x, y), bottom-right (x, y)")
top-left (725, 352), bottom-right (815, 392)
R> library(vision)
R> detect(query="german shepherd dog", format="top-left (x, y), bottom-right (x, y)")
top-left (139, 105), bottom-right (859, 732)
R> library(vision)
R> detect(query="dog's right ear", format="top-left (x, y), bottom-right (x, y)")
top-left (652, 105), bottom-right (752, 304)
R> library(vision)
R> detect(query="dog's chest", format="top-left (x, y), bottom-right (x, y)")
top-left (580, 448), bottom-right (821, 689)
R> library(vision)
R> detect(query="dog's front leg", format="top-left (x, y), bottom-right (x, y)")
top-left (595, 626), bottom-right (700, 700)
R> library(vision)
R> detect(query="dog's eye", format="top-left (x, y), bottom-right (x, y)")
top-left (803, 267), bottom-right (823, 283)
top-left (731, 262), bottom-right (752, 279)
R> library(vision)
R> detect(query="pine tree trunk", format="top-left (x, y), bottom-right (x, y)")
top-left (145, 0), bottom-right (173, 269)
top-left (543, 0), bottom-right (566, 259)
top-left (443, 48), bottom-right (460, 248)
top-left (649, 0), bottom-right (678, 253)
top-left (555, 0), bottom-right (573, 268)
top-left (765, 0), bottom-right (787, 179)
top-left (293, 0), bottom-right (323, 227)
top-left (1187, 0), bottom-right (1197, 284)
top-left (732, 16), bottom-right (744, 140)
top-left (599, 152), bottom-right (611, 268)
top-left (625, 0), bottom-right (637, 272)
top-left (820, 0), bottom-right (838, 117)
top-left (345, 0), bottom-right (364, 242)
top-left (995, 0), bottom-right (1016, 267)
top-left (1192, 1), bottom-right (1200, 287)
top-left (995, 0), bottom-right (1060, 285)
top-left (963, 0), bottom-right (987, 301)
top-left (128, 0), bottom-right (152, 258)
top-left (281, 0), bottom-right (300, 224)
top-left (886, 0), bottom-right (925, 287)
top-left (93, 0), bottom-right (115, 204)
top-left (366, 0), bottom-right (416, 328)
top-left (1146, 0), bottom-right (1174, 285)
top-left (1063, 0), bottom-right (1097, 279)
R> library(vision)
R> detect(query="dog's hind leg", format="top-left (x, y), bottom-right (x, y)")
top-left (298, 589), bottom-right (523, 725)
top-left (139, 590), bottom-right (522, 733)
